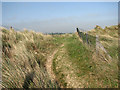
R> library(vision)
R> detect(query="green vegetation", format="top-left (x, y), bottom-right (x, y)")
top-left (77, 31), bottom-right (96, 47)
top-left (53, 34), bottom-right (118, 88)
top-left (66, 34), bottom-right (94, 75)
top-left (88, 25), bottom-right (118, 60)
top-left (52, 25), bottom-right (118, 88)
top-left (1, 25), bottom-right (118, 88)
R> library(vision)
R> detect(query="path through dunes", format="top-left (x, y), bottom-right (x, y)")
top-left (46, 41), bottom-right (84, 88)
top-left (53, 43), bottom-right (84, 88)
top-left (46, 44), bottom-right (64, 82)
top-left (51, 33), bottom-right (118, 88)
top-left (1, 25), bottom-right (118, 88)
top-left (52, 34), bottom-right (94, 88)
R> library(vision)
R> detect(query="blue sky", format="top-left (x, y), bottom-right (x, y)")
top-left (2, 2), bottom-right (118, 33)
top-left (0, 1), bottom-right (2, 26)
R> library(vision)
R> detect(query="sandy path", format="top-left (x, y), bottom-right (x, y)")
top-left (54, 44), bottom-right (84, 88)
top-left (46, 44), bottom-right (64, 82)
top-left (46, 43), bottom-right (83, 88)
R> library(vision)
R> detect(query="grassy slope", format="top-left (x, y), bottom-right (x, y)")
top-left (88, 25), bottom-right (118, 60)
top-left (53, 34), bottom-right (95, 88)
top-left (53, 26), bottom-right (118, 88)
top-left (1, 25), bottom-right (118, 88)
top-left (2, 28), bottom-right (59, 88)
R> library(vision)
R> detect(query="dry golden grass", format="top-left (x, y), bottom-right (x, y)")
top-left (1, 25), bottom-right (118, 88)
top-left (2, 28), bottom-right (58, 88)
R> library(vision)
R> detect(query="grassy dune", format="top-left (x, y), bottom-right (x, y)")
top-left (2, 28), bottom-right (59, 88)
top-left (1, 25), bottom-right (118, 88)
top-left (88, 25), bottom-right (118, 60)
top-left (53, 33), bottom-right (118, 88)
top-left (52, 25), bottom-right (118, 88)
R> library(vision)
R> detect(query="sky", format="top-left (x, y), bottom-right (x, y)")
top-left (2, 2), bottom-right (118, 33)
top-left (0, 1), bottom-right (2, 26)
